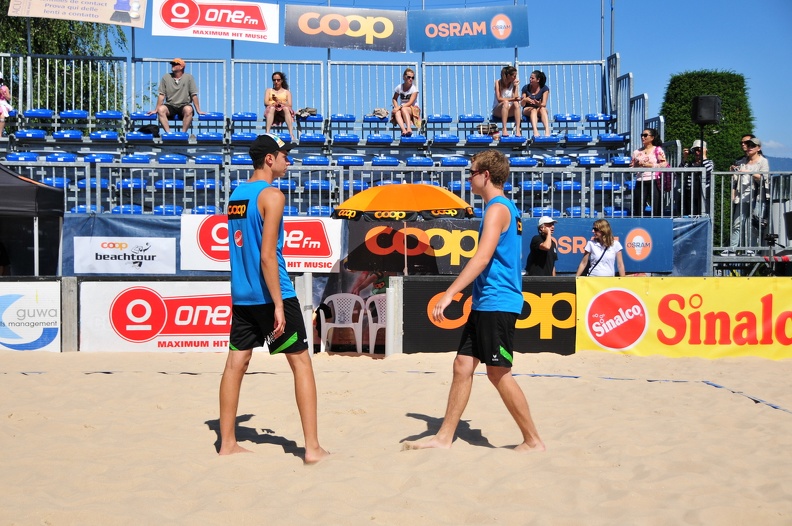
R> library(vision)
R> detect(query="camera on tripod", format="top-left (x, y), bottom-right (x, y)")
top-left (765, 233), bottom-right (779, 246)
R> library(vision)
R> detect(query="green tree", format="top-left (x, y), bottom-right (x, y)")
top-left (660, 70), bottom-right (754, 247)
top-left (0, 3), bottom-right (126, 56)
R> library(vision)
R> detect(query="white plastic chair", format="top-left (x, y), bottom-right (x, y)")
top-left (365, 294), bottom-right (387, 354)
top-left (319, 293), bottom-right (364, 353)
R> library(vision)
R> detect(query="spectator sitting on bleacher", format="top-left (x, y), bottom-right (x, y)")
top-left (265, 72), bottom-right (296, 139)
top-left (492, 66), bottom-right (522, 137)
top-left (391, 68), bottom-right (420, 137)
top-left (520, 70), bottom-right (550, 137)
top-left (0, 75), bottom-right (13, 137)
top-left (148, 58), bottom-right (205, 134)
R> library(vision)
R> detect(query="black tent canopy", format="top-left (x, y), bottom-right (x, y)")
top-left (0, 163), bottom-right (64, 275)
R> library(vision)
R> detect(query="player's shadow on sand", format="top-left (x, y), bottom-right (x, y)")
top-left (400, 412), bottom-right (495, 448)
top-left (205, 414), bottom-right (304, 459)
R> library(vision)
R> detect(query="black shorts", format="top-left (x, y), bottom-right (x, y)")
top-left (229, 297), bottom-right (308, 354)
top-left (457, 310), bottom-right (518, 368)
top-left (164, 104), bottom-right (190, 119)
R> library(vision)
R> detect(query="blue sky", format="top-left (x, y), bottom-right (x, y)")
top-left (125, 0), bottom-right (792, 158)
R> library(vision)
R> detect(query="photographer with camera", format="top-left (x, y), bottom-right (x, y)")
top-left (264, 72), bottom-right (296, 140)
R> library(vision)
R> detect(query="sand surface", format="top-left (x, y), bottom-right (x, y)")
top-left (2, 350), bottom-right (792, 525)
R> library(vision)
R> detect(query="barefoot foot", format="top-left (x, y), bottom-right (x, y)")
top-left (218, 442), bottom-right (253, 455)
top-left (305, 446), bottom-right (331, 465)
top-left (402, 436), bottom-right (452, 451)
top-left (514, 440), bottom-right (546, 453)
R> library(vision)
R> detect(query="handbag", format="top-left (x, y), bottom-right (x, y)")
top-left (582, 249), bottom-right (607, 277)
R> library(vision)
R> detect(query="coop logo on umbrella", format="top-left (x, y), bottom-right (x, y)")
top-left (0, 294), bottom-right (60, 351)
top-left (336, 209), bottom-right (358, 219)
top-left (373, 211), bottom-right (408, 220)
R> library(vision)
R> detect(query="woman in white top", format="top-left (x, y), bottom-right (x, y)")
top-left (724, 136), bottom-right (770, 255)
top-left (492, 65), bottom-right (521, 137)
top-left (576, 219), bottom-right (626, 277)
top-left (391, 68), bottom-right (420, 137)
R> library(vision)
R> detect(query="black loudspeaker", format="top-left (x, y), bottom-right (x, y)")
top-left (691, 96), bottom-right (722, 125)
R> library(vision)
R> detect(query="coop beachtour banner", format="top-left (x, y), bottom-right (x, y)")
top-left (8, 0), bottom-right (148, 28)
top-left (408, 5), bottom-right (529, 53)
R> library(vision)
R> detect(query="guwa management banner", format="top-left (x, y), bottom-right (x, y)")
top-left (408, 5), bottom-right (529, 52)
top-left (285, 5), bottom-right (407, 52)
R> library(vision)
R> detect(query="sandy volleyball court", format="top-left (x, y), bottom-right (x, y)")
top-left (2, 350), bottom-right (792, 525)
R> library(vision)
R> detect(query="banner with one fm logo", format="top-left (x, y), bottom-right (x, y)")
top-left (152, 0), bottom-right (280, 43)
top-left (0, 282), bottom-right (61, 352)
top-left (180, 215), bottom-right (343, 273)
top-left (80, 281), bottom-right (232, 352)
top-left (576, 277), bottom-right (792, 360)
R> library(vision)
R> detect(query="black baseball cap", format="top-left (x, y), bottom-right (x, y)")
top-left (249, 133), bottom-right (293, 164)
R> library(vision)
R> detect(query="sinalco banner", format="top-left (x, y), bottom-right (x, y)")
top-left (285, 5), bottom-right (407, 52)
top-left (408, 6), bottom-right (529, 52)
top-left (152, 0), bottom-right (280, 43)
top-left (576, 277), bottom-right (792, 359)
top-left (8, 0), bottom-right (148, 27)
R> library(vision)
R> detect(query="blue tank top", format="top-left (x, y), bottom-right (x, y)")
top-left (227, 180), bottom-right (295, 305)
top-left (472, 195), bottom-right (524, 314)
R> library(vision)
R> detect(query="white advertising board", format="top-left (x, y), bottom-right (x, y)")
top-left (151, 0), bottom-right (280, 43)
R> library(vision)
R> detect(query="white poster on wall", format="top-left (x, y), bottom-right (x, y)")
top-left (0, 282), bottom-right (61, 352)
top-left (74, 237), bottom-right (176, 275)
top-left (80, 281), bottom-right (232, 352)
top-left (180, 215), bottom-right (342, 273)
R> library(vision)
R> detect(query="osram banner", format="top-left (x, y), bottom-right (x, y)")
top-left (408, 6), bottom-right (529, 52)
top-left (403, 276), bottom-right (575, 355)
top-left (285, 5), bottom-right (406, 52)
top-left (576, 277), bottom-right (792, 359)
top-left (8, 0), bottom-right (148, 28)
top-left (550, 218), bottom-right (673, 274)
top-left (347, 219), bottom-right (479, 275)
top-left (74, 237), bottom-right (176, 275)
top-left (80, 281), bottom-right (232, 352)
top-left (0, 281), bottom-right (61, 352)
top-left (152, 0), bottom-right (279, 43)
top-left (180, 215), bottom-right (342, 273)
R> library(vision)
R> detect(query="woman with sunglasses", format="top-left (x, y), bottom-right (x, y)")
top-left (722, 136), bottom-right (770, 256)
top-left (391, 68), bottom-right (420, 137)
top-left (264, 71), bottom-right (295, 140)
top-left (629, 128), bottom-right (668, 217)
top-left (575, 219), bottom-right (626, 277)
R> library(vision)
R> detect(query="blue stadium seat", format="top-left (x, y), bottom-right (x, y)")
top-left (230, 132), bottom-right (257, 143)
top-left (303, 180), bottom-right (331, 192)
top-left (405, 156), bottom-right (434, 167)
top-left (112, 205), bottom-right (143, 214)
top-left (154, 179), bottom-right (185, 190)
top-left (520, 180), bottom-right (549, 193)
top-left (153, 205), bottom-right (183, 215)
top-left (509, 157), bottom-right (539, 167)
top-left (14, 129), bottom-right (47, 140)
top-left (531, 206), bottom-right (561, 217)
top-left (93, 110), bottom-right (123, 141)
top-left (440, 156), bottom-right (468, 167)
top-left (308, 205), bottom-right (333, 217)
top-left (466, 133), bottom-right (493, 145)
top-left (231, 154), bottom-right (253, 165)
top-left (84, 153), bottom-right (115, 163)
top-left (157, 154), bottom-right (188, 164)
top-left (5, 152), bottom-right (39, 162)
top-left (343, 180), bottom-right (370, 192)
top-left (554, 180), bottom-right (582, 191)
top-left (593, 180), bottom-right (622, 191)
top-left (70, 204), bottom-right (104, 214)
top-left (161, 131), bottom-right (189, 142)
top-left (192, 205), bottom-right (219, 214)
top-left (272, 179), bottom-right (297, 192)
top-left (598, 133), bottom-right (625, 144)
top-left (333, 133), bottom-right (360, 145)
top-left (116, 178), bottom-right (147, 190)
top-left (447, 180), bottom-right (470, 193)
top-left (299, 132), bottom-right (326, 145)
top-left (194, 178), bottom-right (218, 190)
top-left (302, 155), bottom-right (331, 166)
top-left (335, 155), bottom-right (365, 167)
top-left (400, 133), bottom-right (426, 145)
top-left (473, 207), bottom-right (483, 218)
top-left (45, 153), bottom-right (78, 163)
top-left (565, 206), bottom-right (591, 217)
top-left (544, 157), bottom-right (572, 167)
top-left (565, 133), bottom-right (593, 144)
top-left (42, 177), bottom-right (71, 188)
top-left (371, 155), bottom-right (400, 167)
top-left (610, 156), bottom-right (632, 166)
top-left (53, 130), bottom-right (83, 140)
top-left (121, 154), bottom-right (151, 164)
top-left (500, 135), bottom-right (527, 145)
top-left (603, 206), bottom-right (630, 217)
top-left (433, 133), bottom-right (460, 145)
top-left (194, 154), bottom-right (224, 165)
top-left (196, 132), bottom-right (224, 143)
top-left (229, 179), bottom-right (247, 189)
top-left (578, 156), bottom-right (607, 167)
top-left (366, 133), bottom-right (393, 145)
top-left (283, 205), bottom-right (300, 216)
top-left (532, 135), bottom-right (560, 146)
top-left (77, 178), bottom-right (109, 189)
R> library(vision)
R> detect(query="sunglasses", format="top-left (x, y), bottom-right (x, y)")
top-left (641, 133), bottom-right (651, 138)
top-left (469, 169), bottom-right (484, 178)
top-left (592, 227), bottom-right (601, 232)
top-left (272, 78), bottom-right (282, 82)
top-left (405, 75), bottom-right (414, 79)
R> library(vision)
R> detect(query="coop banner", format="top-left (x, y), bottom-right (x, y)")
top-left (285, 5), bottom-right (406, 52)
top-left (347, 219), bottom-right (480, 275)
top-left (152, 0), bottom-right (280, 43)
top-left (8, 0), bottom-right (148, 28)
top-left (402, 276), bottom-right (575, 355)
top-left (576, 277), bottom-right (792, 360)
top-left (408, 6), bottom-right (529, 53)
top-left (181, 215), bottom-right (343, 273)
top-left (0, 281), bottom-right (61, 352)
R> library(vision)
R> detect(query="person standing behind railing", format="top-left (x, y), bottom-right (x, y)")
top-left (629, 128), bottom-right (667, 217)
top-left (492, 66), bottom-right (522, 137)
top-left (678, 140), bottom-right (713, 216)
top-left (0, 76), bottom-right (13, 138)
top-left (723, 137), bottom-right (769, 256)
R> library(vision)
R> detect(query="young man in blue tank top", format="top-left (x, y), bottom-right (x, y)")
top-left (218, 133), bottom-right (329, 463)
top-left (404, 150), bottom-right (545, 453)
